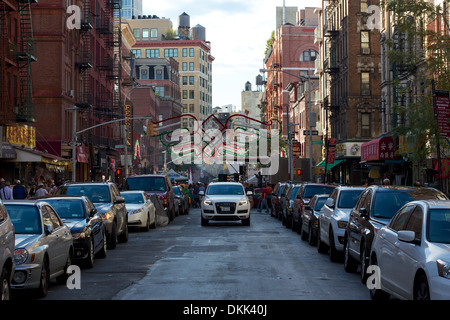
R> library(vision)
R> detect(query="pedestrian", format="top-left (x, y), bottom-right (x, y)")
top-left (0, 181), bottom-right (13, 200)
top-left (34, 183), bottom-right (48, 197)
top-left (12, 180), bottom-right (27, 199)
top-left (258, 184), bottom-right (270, 213)
top-left (28, 182), bottom-right (37, 198)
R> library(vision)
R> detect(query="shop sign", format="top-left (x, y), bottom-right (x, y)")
top-left (6, 125), bottom-right (36, 148)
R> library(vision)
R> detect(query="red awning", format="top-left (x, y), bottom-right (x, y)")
top-left (361, 136), bottom-right (398, 162)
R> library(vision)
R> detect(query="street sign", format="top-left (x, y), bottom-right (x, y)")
top-left (303, 130), bottom-right (319, 136)
top-left (115, 144), bottom-right (124, 149)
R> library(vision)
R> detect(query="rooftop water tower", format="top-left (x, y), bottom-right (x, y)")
top-left (178, 12), bottom-right (190, 38)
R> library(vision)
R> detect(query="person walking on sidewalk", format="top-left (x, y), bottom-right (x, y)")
top-left (258, 184), bottom-right (270, 213)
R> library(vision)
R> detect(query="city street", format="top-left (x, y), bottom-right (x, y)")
top-left (35, 208), bottom-right (369, 301)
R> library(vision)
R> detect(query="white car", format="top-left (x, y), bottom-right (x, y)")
top-left (121, 191), bottom-right (156, 231)
top-left (369, 200), bottom-right (450, 300)
top-left (4, 200), bottom-right (73, 298)
top-left (317, 186), bottom-right (365, 261)
top-left (0, 200), bottom-right (14, 300)
top-left (200, 182), bottom-right (252, 226)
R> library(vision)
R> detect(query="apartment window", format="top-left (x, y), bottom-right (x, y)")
top-left (361, 72), bottom-right (370, 95)
top-left (300, 49), bottom-right (318, 62)
top-left (189, 90), bottom-right (194, 99)
top-left (361, 113), bottom-right (371, 137)
top-left (131, 49), bottom-right (141, 58)
top-left (140, 67), bottom-right (148, 80)
top-left (189, 62), bottom-right (194, 71)
top-left (361, 31), bottom-right (370, 54)
top-left (189, 104), bottom-right (194, 113)
top-left (182, 48), bottom-right (188, 57)
top-left (142, 28), bottom-right (149, 38)
top-left (189, 76), bottom-right (194, 85)
top-left (146, 49), bottom-right (159, 58)
top-left (155, 69), bottom-right (163, 80)
top-left (150, 28), bottom-right (158, 38)
top-left (361, 0), bottom-right (369, 13)
top-left (183, 90), bottom-right (188, 99)
top-left (189, 48), bottom-right (194, 57)
top-left (155, 87), bottom-right (164, 97)
top-left (183, 104), bottom-right (187, 113)
top-left (182, 76), bottom-right (188, 85)
top-left (182, 62), bottom-right (187, 71)
top-left (133, 28), bottom-right (140, 38)
top-left (164, 48), bottom-right (178, 58)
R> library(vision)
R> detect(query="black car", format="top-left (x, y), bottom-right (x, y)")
top-left (56, 182), bottom-right (128, 250)
top-left (281, 184), bottom-right (302, 229)
top-left (35, 195), bottom-right (107, 268)
top-left (343, 185), bottom-right (449, 284)
top-left (300, 194), bottom-right (329, 245)
top-left (124, 174), bottom-right (176, 221)
top-left (173, 185), bottom-right (189, 215)
top-left (276, 183), bottom-right (292, 221)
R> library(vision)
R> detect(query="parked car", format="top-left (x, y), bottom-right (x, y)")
top-left (276, 183), bottom-right (292, 221)
top-left (299, 194), bottom-right (329, 246)
top-left (35, 195), bottom-right (107, 268)
top-left (343, 185), bottom-right (448, 284)
top-left (4, 200), bottom-right (73, 298)
top-left (124, 174), bottom-right (176, 221)
top-left (121, 191), bottom-right (156, 231)
top-left (271, 183), bottom-right (286, 218)
top-left (281, 184), bottom-right (302, 229)
top-left (0, 199), bottom-right (14, 300)
top-left (370, 200), bottom-right (450, 300)
top-left (56, 182), bottom-right (128, 250)
top-left (292, 183), bottom-right (335, 233)
top-left (200, 182), bottom-right (252, 226)
top-left (316, 186), bottom-right (365, 262)
top-left (173, 185), bottom-right (190, 215)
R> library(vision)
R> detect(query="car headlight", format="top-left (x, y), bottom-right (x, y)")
top-left (102, 212), bottom-right (112, 221)
top-left (203, 200), bottom-right (213, 206)
top-left (239, 200), bottom-right (248, 206)
top-left (437, 260), bottom-right (450, 279)
top-left (337, 220), bottom-right (348, 229)
top-left (14, 248), bottom-right (29, 265)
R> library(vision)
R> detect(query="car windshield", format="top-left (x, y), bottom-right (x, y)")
top-left (126, 177), bottom-right (167, 192)
top-left (64, 185), bottom-right (111, 203)
top-left (44, 199), bottom-right (85, 219)
top-left (122, 193), bottom-right (145, 204)
top-left (303, 185), bottom-right (335, 198)
top-left (173, 187), bottom-right (181, 195)
top-left (207, 184), bottom-right (244, 195)
top-left (372, 189), bottom-right (447, 219)
top-left (338, 190), bottom-right (364, 209)
top-left (289, 186), bottom-right (300, 200)
top-left (428, 209), bottom-right (450, 244)
top-left (315, 197), bottom-right (327, 210)
top-left (6, 205), bottom-right (42, 234)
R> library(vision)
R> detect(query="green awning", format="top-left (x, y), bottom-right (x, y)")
top-left (316, 160), bottom-right (344, 172)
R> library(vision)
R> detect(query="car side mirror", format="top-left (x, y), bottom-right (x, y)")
top-left (199, 191), bottom-right (205, 196)
top-left (114, 196), bottom-right (125, 204)
top-left (44, 224), bottom-right (53, 235)
top-left (398, 230), bottom-right (417, 244)
top-left (325, 198), bottom-right (335, 208)
top-left (359, 207), bottom-right (369, 218)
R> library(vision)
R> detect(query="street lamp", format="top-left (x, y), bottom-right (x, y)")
top-left (260, 68), bottom-right (314, 182)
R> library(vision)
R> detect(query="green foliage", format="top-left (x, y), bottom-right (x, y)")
top-left (264, 31), bottom-right (275, 55)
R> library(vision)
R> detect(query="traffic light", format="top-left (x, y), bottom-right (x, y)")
top-left (116, 169), bottom-right (121, 175)
top-left (147, 122), bottom-right (157, 136)
top-left (296, 169), bottom-right (302, 176)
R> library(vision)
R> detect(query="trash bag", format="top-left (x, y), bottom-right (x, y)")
top-left (150, 194), bottom-right (169, 226)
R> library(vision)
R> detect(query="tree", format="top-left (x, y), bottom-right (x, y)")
top-left (264, 31), bottom-right (275, 55)
top-left (382, 0), bottom-right (450, 165)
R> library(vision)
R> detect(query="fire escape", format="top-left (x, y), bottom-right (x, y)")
top-left (16, 0), bottom-right (37, 124)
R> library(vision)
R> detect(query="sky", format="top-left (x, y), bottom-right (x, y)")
top-left (142, 0), bottom-right (322, 110)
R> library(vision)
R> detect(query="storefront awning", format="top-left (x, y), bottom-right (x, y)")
top-left (361, 136), bottom-right (398, 162)
top-left (6, 146), bottom-right (70, 166)
top-left (316, 159), bottom-right (344, 171)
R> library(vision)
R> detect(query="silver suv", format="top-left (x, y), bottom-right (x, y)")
top-left (0, 200), bottom-right (15, 300)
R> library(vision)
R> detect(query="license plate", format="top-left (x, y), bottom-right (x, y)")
top-left (221, 206), bottom-right (230, 212)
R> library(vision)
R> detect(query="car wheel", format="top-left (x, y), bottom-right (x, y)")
top-left (118, 220), bottom-right (128, 243)
top-left (142, 213), bottom-right (151, 232)
top-left (107, 221), bottom-right (117, 250)
top-left (414, 273), bottom-right (430, 300)
top-left (1, 268), bottom-right (11, 301)
top-left (369, 255), bottom-right (390, 300)
top-left (300, 219), bottom-right (308, 241)
top-left (329, 228), bottom-right (342, 262)
top-left (360, 243), bottom-right (370, 284)
top-left (84, 238), bottom-right (95, 269)
top-left (308, 223), bottom-right (317, 246)
top-left (343, 236), bottom-right (358, 273)
top-left (35, 256), bottom-right (49, 298)
top-left (201, 215), bottom-right (209, 226)
top-left (242, 216), bottom-right (250, 226)
top-left (96, 229), bottom-right (107, 259)
top-left (317, 223), bottom-right (329, 254)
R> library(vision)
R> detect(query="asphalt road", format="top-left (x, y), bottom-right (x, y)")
top-left (37, 207), bottom-right (370, 301)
